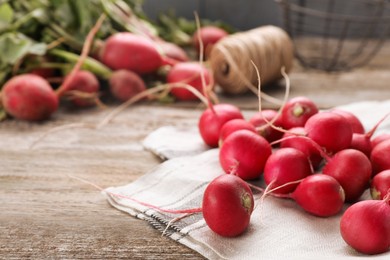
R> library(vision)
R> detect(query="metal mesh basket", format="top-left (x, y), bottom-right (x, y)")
top-left (276, 0), bottom-right (390, 71)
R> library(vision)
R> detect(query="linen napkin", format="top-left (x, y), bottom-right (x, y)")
top-left (105, 100), bottom-right (390, 260)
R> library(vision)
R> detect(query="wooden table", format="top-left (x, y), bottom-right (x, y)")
top-left (1, 44), bottom-right (389, 259)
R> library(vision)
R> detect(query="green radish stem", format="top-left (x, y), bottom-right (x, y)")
top-left (100, 0), bottom-right (158, 41)
top-left (50, 49), bottom-right (112, 79)
top-left (24, 62), bottom-right (71, 74)
top-left (48, 24), bottom-right (85, 51)
top-left (55, 14), bottom-right (106, 96)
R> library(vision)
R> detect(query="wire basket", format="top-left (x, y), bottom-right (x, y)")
top-left (276, 0), bottom-right (390, 71)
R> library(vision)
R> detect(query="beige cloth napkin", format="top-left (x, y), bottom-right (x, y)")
top-left (105, 100), bottom-right (390, 260)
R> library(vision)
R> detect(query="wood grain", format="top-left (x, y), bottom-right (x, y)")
top-left (0, 106), bottom-right (206, 259)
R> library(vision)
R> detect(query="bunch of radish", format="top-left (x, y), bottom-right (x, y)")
top-left (0, 21), bottom-right (228, 122)
top-left (196, 96), bottom-right (390, 255)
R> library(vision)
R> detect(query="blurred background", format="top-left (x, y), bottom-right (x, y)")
top-left (143, 0), bottom-right (390, 72)
top-left (143, 0), bottom-right (283, 30)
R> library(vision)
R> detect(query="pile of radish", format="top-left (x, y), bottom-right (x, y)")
top-left (196, 96), bottom-right (390, 255)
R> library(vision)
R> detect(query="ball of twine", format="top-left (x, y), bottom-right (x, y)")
top-left (209, 25), bottom-right (294, 95)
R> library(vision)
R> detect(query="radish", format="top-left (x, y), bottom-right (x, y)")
top-left (280, 127), bottom-right (323, 169)
top-left (55, 14), bottom-right (104, 102)
top-left (28, 56), bottom-right (56, 79)
top-left (219, 129), bottom-right (272, 180)
top-left (291, 174), bottom-right (345, 217)
top-left (304, 111), bottom-right (353, 154)
top-left (1, 74), bottom-right (58, 121)
top-left (280, 135), bottom-right (371, 202)
top-left (167, 62), bottom-right (213, 101)
top-left (371, 170), bottom-right (390, 200)
top-left (64, 70), bottom-right (100, 107)
top-left (281, 96), bottom-right (318, 129)
top-left (71, 173), bottom-right (253, 238)
top-left (249, 109), bottom-right (284, 143)
top-left (157, 41), bottom-right (189, 62)
top-left (340, 195), bottom-right (390, 255)
top-left (30, 67), bottom-right (56, 79)
top-left (370, 139), bottom-right (390, 176)
top-left (331, 109), bottom-right (365, 134)
top-left (349, 112), bottom-right (389, 157)
top-left (100, 32), bottom-right (168, 74)
top-left (323, 149), bottom-right (372, 202)
top-left (202, 174), bottom-right (254, 237)
top-left (349, 133), bottom-right (372, 157)
top-left (109, 70), bottom-right (147, 102)
top-left (192, 26), bottom-right (228, 58)
top-left (219, 118), bottom-right (257, 145)
top-left (198, 103), bottom-right (244, 147)
top-left (263, 147), bottom-right (313, 194)
top-left (371, 133), bottom-right (390, 148)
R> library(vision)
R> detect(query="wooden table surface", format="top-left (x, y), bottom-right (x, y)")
top-left (1, 44), bottom-right (389, 259)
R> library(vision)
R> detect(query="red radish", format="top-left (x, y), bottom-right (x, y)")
top-left (340, 196), bottom-right (390, 255)
top-left (371, 170), bottom-right (390, 200)
top-left (64, 70), bottom-right (99, 107)
top-left (281, 96), bottom-right (318, 129)
top-left (371, 133), bottom-right (390, 148)
top-left (291, 174), bottom-right (345, 217)
top-left (219, 129), bottom-right (272, 180)
top-left (198, 103), bottom-right (244, 147)
top-left (30, 67), bottom-right (56, 79)
top-left (1, 74), bottom-right (58, 121)
top-left (370, 139), bottom-right (390, 176)
top-left (25, 55), bottom-right (56, 79)
top-left (323, 149), bottom-right (371, 202)
top-left (202, 174), bottom-right (254, 237)
top-left (55, 14), bottom-right (105, 98)
top-left (349, 133), bottom-right (372, 157)
top-left (280, 135), bottom-right (371, 202)
top-left (100, 33), bottom-right (166, 74)
top-left (157, 41), bottom-right (189, 62)
top-left (280, 127), bottom-right (323, 169)
top-left (74, 171), bottom-right (253, 238)
top-left (192, 26), bottom-right (228, 57)
top-left (109, 70), bottom-right (147, 102)
top-left (249, 109), bottom-right (284, 143)
top-left (304, 111), bottom-right (353, 154)
top-left (219, 118), bottom-right (257, 145)
top-left (331, 109), bottom-right (365, 134)
top-left (263, 147), bottom-right (313, 194)
top-left (349, 113), bottom-right (389, 157)
top-left (167, 62), bottom-right (213, 101)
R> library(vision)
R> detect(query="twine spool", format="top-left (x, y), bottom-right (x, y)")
top-left (209, 25), bottom-right (294, 95)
